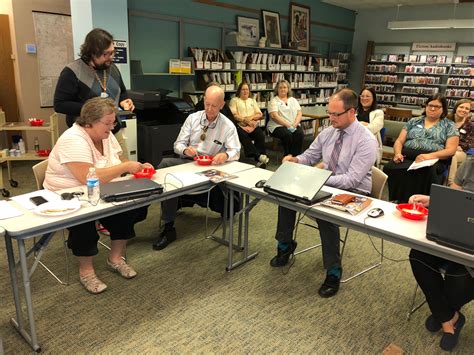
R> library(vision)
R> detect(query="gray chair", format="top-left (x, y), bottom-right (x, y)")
top-left (294, 166), bottom-right (388, 284)
top-left (32, 160), bottom-right (70, 285)
top-left (340, 166), bottom-right (388, 283)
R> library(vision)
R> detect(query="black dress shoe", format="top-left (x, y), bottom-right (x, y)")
top-left (152, 227), bottom-right (177, 250)
top-left (318, 274), bottom-right (341, 298)
top-left (425, 314), bottom-right (442, 332)
top-left (269, 241), bottom-right (297, 267)
top-left (440, 312), bottom-right (465, 351)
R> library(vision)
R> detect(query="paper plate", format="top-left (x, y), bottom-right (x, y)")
top-left (34, 200), bottom-right (81, 217)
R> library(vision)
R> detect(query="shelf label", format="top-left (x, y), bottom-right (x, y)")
top-left (113, 40), bottom-right (127, 64)
top-left (411, 42), bottom-right (456, 52)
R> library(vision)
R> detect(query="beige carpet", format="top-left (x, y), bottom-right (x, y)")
top-left (0, 160), bottom-right (472, 354)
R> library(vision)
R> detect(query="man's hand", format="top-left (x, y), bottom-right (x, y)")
top-left (282, 155), bottom-right (298, 163)
top-left (212, 152), bottom-right (228, 165)
top-left (184, 147), bottom-right (199, 157)
top-left (120, 98), bottom-right (135, 111)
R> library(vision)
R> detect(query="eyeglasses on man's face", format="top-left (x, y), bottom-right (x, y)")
top-left (102, 49), bottom-right (115, 58)
top-left (326, 107), bottom-right (352, 118)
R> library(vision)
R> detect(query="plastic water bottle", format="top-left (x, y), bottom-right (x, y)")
top-left (18, 139), bottom-right (26, 155)
top-left (86, 167), bottom-right (100, 204)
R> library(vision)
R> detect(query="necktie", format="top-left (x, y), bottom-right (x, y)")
top-left (327, 130), bottom-right (345, 174)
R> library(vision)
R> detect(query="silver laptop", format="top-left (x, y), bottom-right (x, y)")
top-left (263, 161), bottom-right (332, 205)
top-left (100, 179), bottom-right (163, 202)
top-left (426, 184), bottom-right (474, 254)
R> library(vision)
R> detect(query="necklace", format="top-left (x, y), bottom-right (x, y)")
top-left (91, 66), bottom-right (109, 97)
top-left (200, 112), bottom-right (219, 141)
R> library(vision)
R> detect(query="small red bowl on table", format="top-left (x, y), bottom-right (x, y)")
top-left (37, 149), bottom-right (51, 157)
top-left (133, 167), bottom-right (156, 179)
top-left (396, 203), bottom-right (428, 220)
top-left (194, 155), bottom-right (213, 166)
top-left (29, 118), bottom-right (45, 126)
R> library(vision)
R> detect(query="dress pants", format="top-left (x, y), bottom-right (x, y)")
top-left (409, 249), bottom-right (474, 323)
top-left (275, 206), bottom-right (341, 270)
top-left (236, 125), bottom-right (266, 160)
top-left (270, 126), bottom-right (304, 156)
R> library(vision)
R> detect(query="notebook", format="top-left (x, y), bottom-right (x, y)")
top-left (100, 179), bottom-right (163, 202)
top-left (263, 161), bottom-right (332, 205)
top-left (426, 184), bottom-right (474, 254)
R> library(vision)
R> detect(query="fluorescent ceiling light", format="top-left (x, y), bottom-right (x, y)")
top-left (388, 19), bottom-right (474, 30)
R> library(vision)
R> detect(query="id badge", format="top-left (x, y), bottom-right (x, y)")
top-left (100, 92), bottom-right (109, 98)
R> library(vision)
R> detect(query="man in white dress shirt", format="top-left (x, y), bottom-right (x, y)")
top-left (153, 86), bottom-right (241, 250)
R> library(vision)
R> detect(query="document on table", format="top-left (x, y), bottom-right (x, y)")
top-left (0, 201), bottom-right (23, 219)
top-left (407, 158), bottom-right (439, 171)
top-left (164, 172), bottom-right (209, 188)
top-left (11, 189), bottom-right (61, 210)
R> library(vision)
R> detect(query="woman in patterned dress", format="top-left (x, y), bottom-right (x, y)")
top-left (384, 94), bottom-right (459, 202)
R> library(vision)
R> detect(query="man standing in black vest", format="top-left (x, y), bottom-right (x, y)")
top-left (54, 28), bottom-right (133, 159)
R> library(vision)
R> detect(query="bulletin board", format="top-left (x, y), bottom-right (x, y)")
top-left (32, 11), bottom-right (74, 107)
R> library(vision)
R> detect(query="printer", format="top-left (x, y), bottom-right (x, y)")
top-left (129, 90), bottom-right (195, 166)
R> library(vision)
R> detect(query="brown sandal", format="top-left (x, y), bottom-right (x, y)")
top-left (80, 273), bottom-right (107, 294)
top-left (107, 259), bottom-right (137, 279)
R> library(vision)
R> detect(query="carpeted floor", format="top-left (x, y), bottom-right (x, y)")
top-left (0, 158), bottom-right (472, 354)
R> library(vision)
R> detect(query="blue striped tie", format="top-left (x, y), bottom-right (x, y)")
top-left (327, 130), bottom-right (345, 174)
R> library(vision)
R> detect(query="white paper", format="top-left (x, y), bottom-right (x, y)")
top-left (164, 172), bottom-right (209, 188)
top-left (408, 158), bottom-right (439, 171)
top-left (11, 189), bottom-right (61, 210)
top-left (0, 201), bottom-right (23, 219)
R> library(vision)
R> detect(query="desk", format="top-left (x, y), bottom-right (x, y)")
top-left (2, 160), bottom-right (255, 351)
top-left (225, 167), bottom-right (474, 269)
top-left (301, 106), bottom-right (329, 138)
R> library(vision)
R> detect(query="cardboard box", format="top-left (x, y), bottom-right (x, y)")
top-left (223, 62), bottom-right (231, 70)
top-left (195, 60), bottom-right (204, 69)
top-left (211, 61), bottom-right (223, 70)
top-left (169, 59), bottom-right (181, 74)
top-left (180, 60), bottom-right (192, 74)
top-left (204, 61), bottom-right (211, 69)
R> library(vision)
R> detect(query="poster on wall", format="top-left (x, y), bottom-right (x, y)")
top-left (262, 10), bottom-right (282, 48)
top-left (32, 12), bottom-right (73, 107)
top-left (289, 2), bottom-right (310, 51)
top-left (237, 16), bottom-right (259, 47)
top-left (113, 40), bottom-right (127, 64)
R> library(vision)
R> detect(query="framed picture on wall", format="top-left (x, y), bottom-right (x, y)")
top-left (289, 2), bottom-right (310, 51)
top-left (262, 10), bottom-right (282, 48)
top-left (237, 16), bottom-right (260, 47)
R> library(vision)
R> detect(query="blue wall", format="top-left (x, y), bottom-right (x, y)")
top-left (128, 0), bottom-right (356, 94)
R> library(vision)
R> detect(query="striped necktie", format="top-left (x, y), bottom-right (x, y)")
top-left (327, 130), bottom-right (345, 174)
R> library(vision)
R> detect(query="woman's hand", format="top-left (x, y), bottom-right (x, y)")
top-left (415, 153), bottom-right (433, 163)
top-left (125, 161), bottom-right (144, 174)
top-left (408, 194), bottom-right (430, 207)
top-left (457, 146), bottom-right (463, 152)
top-left (393, 153), bottom-right (404, 163)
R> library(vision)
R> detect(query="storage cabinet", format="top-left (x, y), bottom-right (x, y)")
top-left (0, 111), bottom-right (59, 197)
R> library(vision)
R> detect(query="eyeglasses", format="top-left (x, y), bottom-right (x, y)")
top-left (326, 107), bottom-right (352, 117)
top-left (102, 50), bottom-right (115, 58)
top-left (99, 120), bottom-right (118, 128)
top-left (200, 126), bottom-right (208, 141)
top-left (427, 104), bottom-right (442, 110)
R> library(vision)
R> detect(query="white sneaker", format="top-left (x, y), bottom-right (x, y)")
top-left (258, 154), bottom-right (269, 164)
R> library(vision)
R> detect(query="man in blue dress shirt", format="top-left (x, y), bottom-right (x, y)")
top-left (270, 88), bottom-right (378, 298)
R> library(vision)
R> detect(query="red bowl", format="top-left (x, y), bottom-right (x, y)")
top-left (37, 149), bottom-right (51, 157)
top-left (133, 167), bottom-right (156, 179)
top-left (29, 118), bottom-right (44, 126)
top-left (396, 203), bottom-right (428, 220)
top-left (194, 155), bottom-right (213, 166)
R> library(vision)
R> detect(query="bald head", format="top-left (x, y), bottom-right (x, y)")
top-left (203, 85), bottom-right (225, 122)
